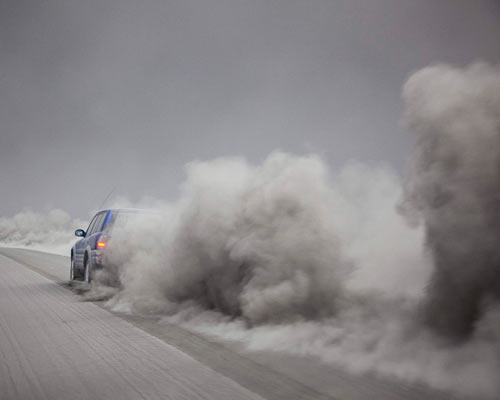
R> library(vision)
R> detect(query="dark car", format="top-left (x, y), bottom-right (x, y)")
top-left (70, 208), bottom-right (151, 282)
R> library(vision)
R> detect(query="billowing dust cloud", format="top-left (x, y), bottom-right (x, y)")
top-left (105, 154), bottom-right (406, 319)
top-left (401, 62), bottom-right (500, 338)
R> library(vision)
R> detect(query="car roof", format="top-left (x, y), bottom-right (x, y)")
top-left (103, 208), bottom-right (159, 215)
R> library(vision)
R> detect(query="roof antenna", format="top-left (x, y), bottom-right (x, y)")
top-left (98, 187), bottom-right (116, 211)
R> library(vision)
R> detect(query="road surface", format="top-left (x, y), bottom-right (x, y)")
top-left (0, 247), bottom-right (461, 400)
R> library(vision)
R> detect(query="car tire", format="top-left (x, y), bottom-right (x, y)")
top-left (70, 257), bottom-right (76, 281)
top-left (84, 256), bottom-right (92, 284)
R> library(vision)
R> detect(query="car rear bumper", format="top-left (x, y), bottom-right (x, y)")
top-left (92, 250), bottom-right (105, 269)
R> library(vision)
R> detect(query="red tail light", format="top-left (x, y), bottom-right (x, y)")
top-left (97, 235), bottom-right (108, 248)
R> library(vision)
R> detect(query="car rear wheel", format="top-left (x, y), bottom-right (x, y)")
top-left (84, 257), bottom-right (92, 284)
top-left (70, 257), bottom-right (76, 281)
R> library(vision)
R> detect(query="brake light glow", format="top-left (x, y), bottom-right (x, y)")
top-left (97, 241), bottom-right (107, 248)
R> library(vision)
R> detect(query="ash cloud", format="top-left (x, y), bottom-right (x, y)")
top-left (106, 153), bottom-right (361, 321)
top-left (401, 62), bottom-right (500, 338)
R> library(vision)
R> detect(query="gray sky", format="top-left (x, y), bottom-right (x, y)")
top-left (1, 0), bottom-right (499, 218)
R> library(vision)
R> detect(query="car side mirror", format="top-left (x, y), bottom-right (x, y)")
top-left (75, 229), bottom-right (86, 237)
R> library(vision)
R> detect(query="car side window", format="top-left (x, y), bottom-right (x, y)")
top-left (88, 213), bottom-right (103, 236)
top-left (93, 212), bottom-right (106, 234)
top-left (86, 215), bottom-right (99, 236)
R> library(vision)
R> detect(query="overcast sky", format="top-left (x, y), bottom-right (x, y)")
top-left (1, 0), bottom-right (499, 217)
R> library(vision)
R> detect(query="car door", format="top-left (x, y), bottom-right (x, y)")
top-left (74, 213), bottom-right (99, 270)
top-left (85, 212), bottom-right (107, 266)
